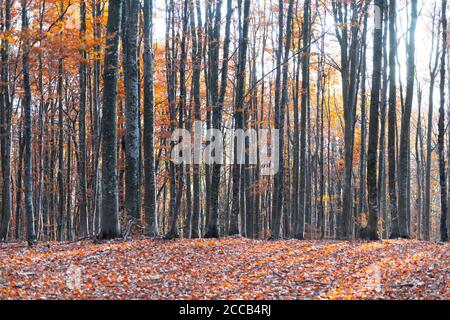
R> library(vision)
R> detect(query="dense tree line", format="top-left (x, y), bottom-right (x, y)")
top-left (0, 0), bottom-right (448, 243)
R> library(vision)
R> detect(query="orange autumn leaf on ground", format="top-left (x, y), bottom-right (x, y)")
top-left (0, 238), bottom-right (448, 300)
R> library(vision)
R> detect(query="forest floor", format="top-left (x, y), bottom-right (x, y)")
top-left (0, 237), bottom-right (448, 300)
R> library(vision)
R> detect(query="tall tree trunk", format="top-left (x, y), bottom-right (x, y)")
top-left (57, 57), bottom-right (65, 241)
top-left (357, 8), bottom-right (368, 238)
top-left (164, 0), bottom-right (179, 239)
top-left (229, 0), bottom-right (251, 236)
top-left (378, 9), bottom-right (389, 238)
top-left (189, 0), bottom-right (202, 238)
top-left (0, 0), bottom-right (11, 240)
top-left (66, 130), bottom-right (73, 240)
top-left (143, 0), bottom-right (158, 236)
top-left (209, 0), bottom-right (232, 237)
top-left (292, 12), bottom-right (301, 241)
top-left (173, 0), bottom-right (188, 238)
top-left (21, 0), bottom-right (36, 244)
top-left (423, 5), bottom-right (440, 241)
top-left (388, 0), bottom-right (400, 239)
top-left (203, 0), bottom-right (222, 237)
top-left (296, 0), bottom-right (310, 240)
top-left (270, 0), bottom-right (285, 239)
top-left (123, 0), bottom-right (141, 221)
top-left (92, 0), bottom-right (102, 237)
top-left (37, 1), bottom-right (47, 240)
top-left (397, 0), bottom-right (417, 239)
top-left (99, 0), bottom-right (122, 240)
top-left (438, 0), bottom-right (448, 242)
top-left (15, 121), bottom-right (24, 240)
top-left (415, 84), bottom-right (423, 240)
top-left (77, 0), bottom-right (89, 238)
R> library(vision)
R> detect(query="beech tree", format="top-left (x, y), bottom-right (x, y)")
top-left (143, 0), bottom-right (158, 237)
top-left (367, 0), bottom-right (384, 241)
top-left (438, 0), bottom-right (448, 242)
top-left (99, 0), bottom-right (122, 240)
top-left (398, 0), bottom-right (418, 239)
top-left (123, 0), bottom-right (141, 221)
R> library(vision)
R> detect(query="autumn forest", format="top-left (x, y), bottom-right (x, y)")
top-left (0, 0), bottom-right (449, 301)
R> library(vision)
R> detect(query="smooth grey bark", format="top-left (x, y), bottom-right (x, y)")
top-left (439, 0), bottom-right (448, 242)
top-left (172, 0), bottom-right (188, 239)
top-left (230, 0), bottom-right (251, 236)
top-left (397, 0), bottom-right (417, 239)
top-left (378, 8), bottom-right (388, 238)
top-left (21, 0), bottom-right (36, 244)
top-left (424, 5), bottom-right (440, 241)
top-left (447, 33), bottom-right (450, 238)
top-left (209, 0), bottom-right (232, 237)
top-left (295, 0), bottom-right (310, 240)
top-left (388, 0), bottom-right (400, 239)
top-left (123, 0), bottom-right (141, 221)
top-left (77, 0), bottom-right (89, 238)
top-left (367, 0), bottom-right (384, 241)
top-left (92, 0), bottom-right (102, 237)
top-left (317, 19), bottom-right (326, 240)
top-left (357, 8), bottom-right (368, 237)
top-left (15, 121), bottom-right (24, 240)
top-left (37, 1), bottom-right (47, 240)
top-left (203, 0), bottom-right (222, 237)
top-left (99, 0), bottom-right (122, 240)
top-left (0, 0), bottom-right (11, 240)
top-left (415, 83), bottom-right (424, 240)
top-left (188, 0), bottom-right (202, 238)
top-left (164, 0), bottom-right (180, 239)
top-left (270, 0), bottom-right (285, 239)
top-left (292, 14), bottom-right (301, 240)
top-left (143, 0), bottom-right (158, 237)
top-left (57, 56), bottom-right (65, 241)
top-left (66, 129), bottom-right (73, 240)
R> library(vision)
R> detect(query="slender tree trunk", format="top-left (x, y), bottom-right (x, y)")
top-left (378, 10), bottom-right (389, 238)
top-left (21, 0), bottom-right (36, 244)
top-left (388, 0), bottom-right (400, 239)
top-left (0, 0), bottom-right (11, 240)
top-left (173, 0), bottom-right (188, 238)
top-left (295, 0), bottom-right (310, 240)
top-left (423, 5), bottom-right (440, 241)
top-left (143, 0), bottom-right (158, 236)
top-left (438, 0), bottom-right (448, 242)
top-left (57, 57), bottom-right (65, 241)
top-left (270, 0), bottom-right (285, 239)
top-left (78, 0), bottom-right (89, 238)
top-left (15, 121), bottom-right (24, 240)
top-left (189, 0), bottom-right (202, 238)
top-left (165, 0), bottom-right (179, 239)
top-left (229, 0), bottom-right (251, 236)
top-left (92, 0), bottom-right (102, 237)
top-left (36, 1), bottom-right (47, 240)
top-left (415, 84), bottom-right (423, 240)
top-left (397, 0), bottom-right (417, 239)
top-left (123, 0), bottom-right (141, 221)
top-left (209, 0), bottom-right (232, 237)
top-left (99, 0), bottom-right (122, 240)
top-left (66, 130), bottom-right (73, 240)
top-left (358, 9), bottom-right (368, 238)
